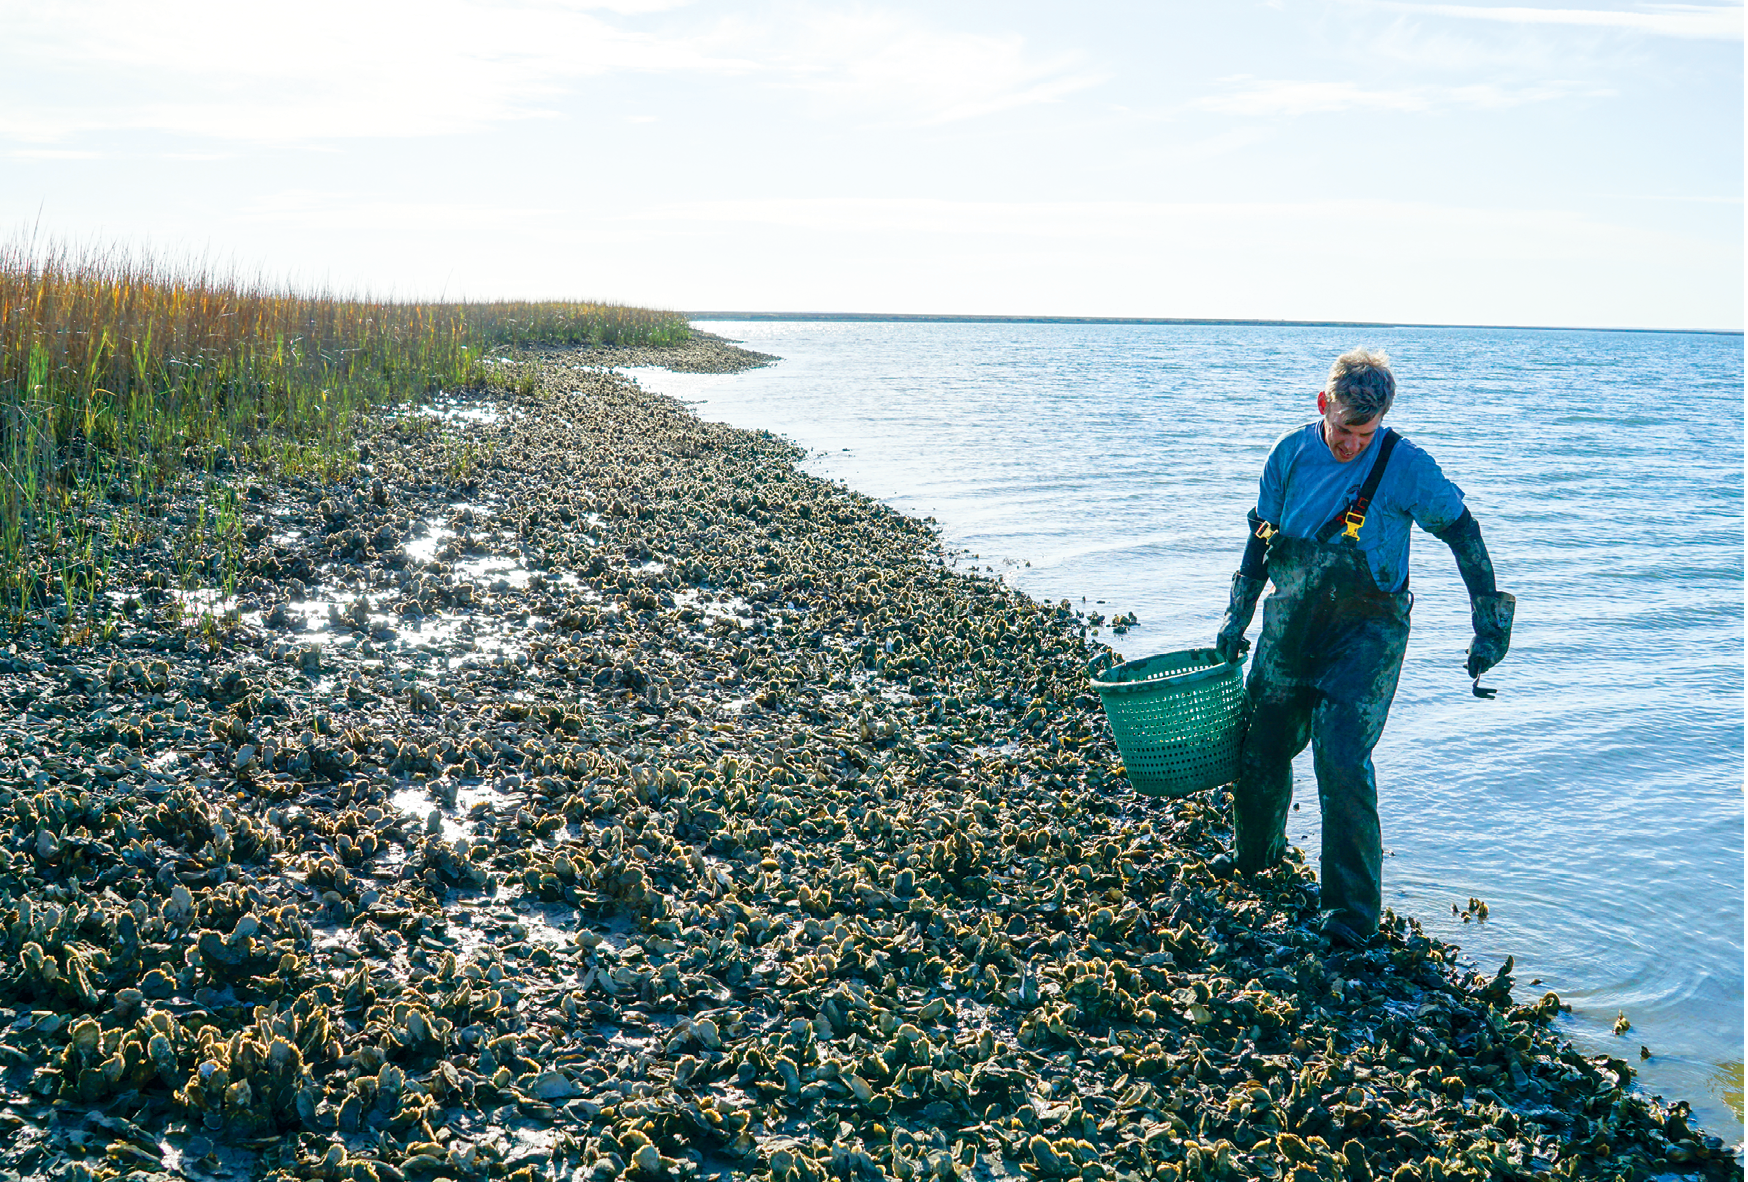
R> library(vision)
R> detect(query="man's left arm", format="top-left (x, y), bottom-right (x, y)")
top-left (1433, 510), bottom-right (1514, 681)
top-left (1409, 454), bottom-right (1514, 684)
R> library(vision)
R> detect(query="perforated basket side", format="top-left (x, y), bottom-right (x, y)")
top-left (1093, 650), bottom-right (1247, 797)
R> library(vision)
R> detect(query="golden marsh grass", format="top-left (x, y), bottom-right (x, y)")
top-left (0, 238), bottom-right (689, 628)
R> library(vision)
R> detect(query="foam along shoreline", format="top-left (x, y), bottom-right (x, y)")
top-left (0, 338), bottom-right (1735, 1181)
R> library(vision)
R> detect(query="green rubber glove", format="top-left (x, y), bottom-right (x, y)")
top-left (1467, 591), bottom-right (1515, 680)
top-left (1215, 573), bottom-right (1265, 664)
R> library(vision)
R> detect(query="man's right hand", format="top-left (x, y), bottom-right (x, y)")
top-left (1217, 573), bottom-right (1266, 664)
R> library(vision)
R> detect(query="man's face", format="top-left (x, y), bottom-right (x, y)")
top-left (1317, 389), bottom-right (1383, 464)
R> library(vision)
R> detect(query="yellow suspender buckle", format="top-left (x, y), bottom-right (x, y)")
top-left (1341, 511), bottom-right (1366, 541)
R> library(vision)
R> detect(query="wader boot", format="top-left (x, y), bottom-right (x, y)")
top-left (1232, 534), bottom-right (1411, 936)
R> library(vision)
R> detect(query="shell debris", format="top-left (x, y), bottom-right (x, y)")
top-left (0, 334), bottom-right (1733, 1181)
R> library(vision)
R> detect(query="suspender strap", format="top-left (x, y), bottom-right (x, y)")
top-left (1240, 510), bottom-right (1275, 579)
top-left (1314, 428), bottom-right (1399, 544)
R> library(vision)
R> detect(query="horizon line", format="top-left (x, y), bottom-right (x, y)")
top-left (684, 311), bottom-right (1744, 337)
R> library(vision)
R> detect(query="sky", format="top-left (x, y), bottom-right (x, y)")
top-left (1, 0), bottom-right (1741, 329)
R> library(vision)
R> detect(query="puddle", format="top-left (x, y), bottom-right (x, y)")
top-left (243, 591), bottom-right (544, 665)
top-left (445, 897), bottom-right (586, 976)
top-left (451, 553), bottom-right (579, 594)
top-left (400, 501), bottom-right (580, 598)
top-left (169, 588), bottom-right (238, 618)
top-left (673, 588), bottom-right (754, 628)
top-left (388, 771), bottom-right (562, 844)
top-left (405, 523), bottom-right (455, 565)
top-left (442, 406), bottom-right (502, 424)
top-left (454, 554), bottom-right (531, 590)
top-left (403, 612), bottom-right (536, 663)
top-left (405, 503), bottom-right (493, 565)
top-left (410, 400), bottom-right (508, 426)
top-left (236, 588), bottom-right (408, 651)
top-left (391, 787), bottom-right (468, 842)
top-left (504, 900), bottom-right (582, 948)
top-left (390, 780), bottom-right (523, 843)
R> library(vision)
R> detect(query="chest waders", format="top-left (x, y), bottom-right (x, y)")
top-left (1233, 431), bottom-right (1410, 938)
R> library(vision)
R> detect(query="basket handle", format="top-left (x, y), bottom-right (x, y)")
top-left (1085, 651), bottom-right (1117, 680)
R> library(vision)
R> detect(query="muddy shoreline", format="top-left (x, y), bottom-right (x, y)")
top-left (0, 339), bottom-right (1733, 1181)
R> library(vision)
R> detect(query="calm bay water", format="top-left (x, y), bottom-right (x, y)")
top-left (629, 319), bottom-right (1744, 1142)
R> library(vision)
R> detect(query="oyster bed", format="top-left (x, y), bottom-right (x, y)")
top-left (0, 338), bottom-right (1735, 1182)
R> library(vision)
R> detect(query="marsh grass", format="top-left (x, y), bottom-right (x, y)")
top-left (0, 239), bottom-right (688, 631)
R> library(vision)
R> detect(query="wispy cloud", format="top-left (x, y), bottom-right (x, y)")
top-left (1190, 76), bottom-right (1612, 116)
top-left (1359, 2), bottom-right (1743, 40)
top-left (730, 7), bottom-right (1106, 124)
top-left (7, 148), bottom-right (101, 160)
top-left (0, 0), bottom-right (743, 143)
top-left (0, 0), bottom-right (1097, 144)
top-left (1598, 191), bottom-right (1745, 201)
top-left (235, 191), bottom-right (562, 232)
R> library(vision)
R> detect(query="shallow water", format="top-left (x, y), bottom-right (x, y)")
top-left (627, 319), bottom-right (1745, 1142)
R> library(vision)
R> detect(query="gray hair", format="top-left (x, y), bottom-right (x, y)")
top-left (1327, 348), bottom-right (1396, 423)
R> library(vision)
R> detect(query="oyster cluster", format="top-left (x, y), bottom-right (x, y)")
top-left (0, 334), bottom-right (1733, 1181)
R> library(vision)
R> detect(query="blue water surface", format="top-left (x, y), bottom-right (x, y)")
top-left (627, 320), bottom-right (1744, 1142)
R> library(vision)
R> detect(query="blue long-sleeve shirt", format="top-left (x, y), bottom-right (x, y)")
top-left (1256, 422), bottom-right (1467, 593)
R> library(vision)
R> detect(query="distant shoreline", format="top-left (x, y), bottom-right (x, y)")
top-left (686, 311), bottom-right (1744, 337)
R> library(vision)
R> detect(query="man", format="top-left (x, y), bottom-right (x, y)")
top-left (1213, 348), bottom-right (1514, 948)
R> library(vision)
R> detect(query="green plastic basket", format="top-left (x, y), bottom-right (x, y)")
top-left (1088, 648), bottom-right (1247, 797)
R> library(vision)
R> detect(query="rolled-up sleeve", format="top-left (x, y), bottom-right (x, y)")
top-left (1406, 449), bottom-right (1467, 535)
top-left (1256, 436), bottom-right (1291, 522)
